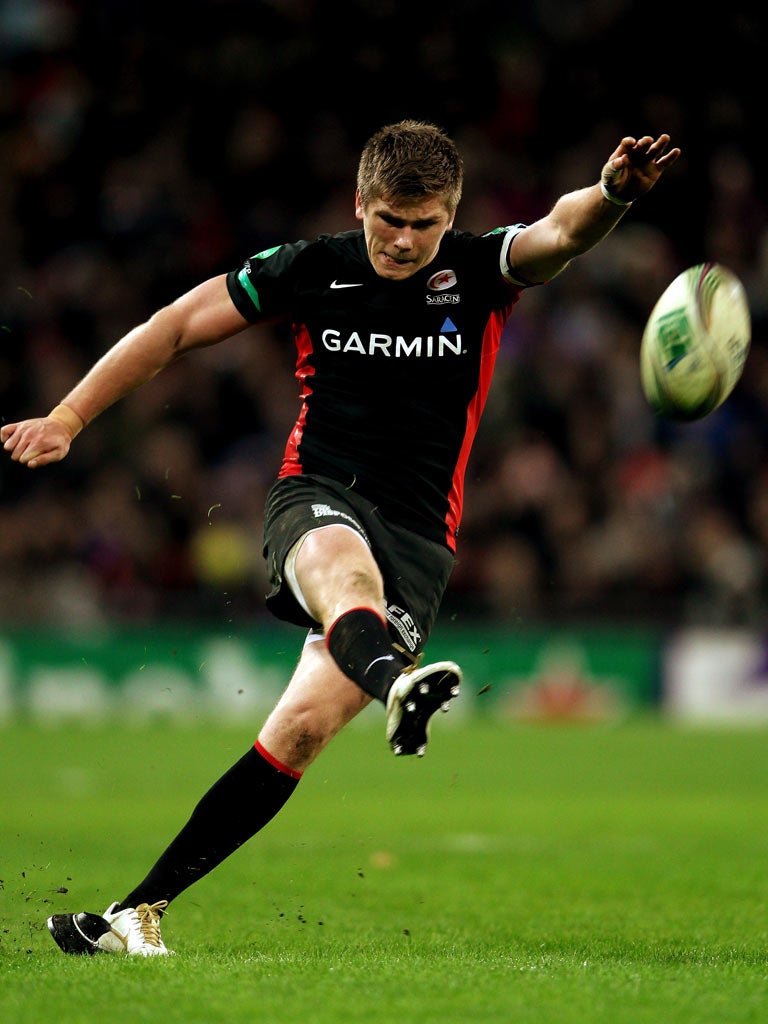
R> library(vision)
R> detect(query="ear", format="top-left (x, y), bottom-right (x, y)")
top-left (354, 188), bottom-right (364, 221)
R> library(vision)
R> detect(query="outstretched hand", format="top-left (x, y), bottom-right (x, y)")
top-left (601, 134), bottom-right (680, 203)
top-left (1, 416), bottom-right (73, 468)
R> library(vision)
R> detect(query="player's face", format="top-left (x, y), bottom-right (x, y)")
top-left (355, 191), bottom-right (454, 280)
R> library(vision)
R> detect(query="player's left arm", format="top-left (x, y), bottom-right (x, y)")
top-left (508, 134), bottom-right (681, 285)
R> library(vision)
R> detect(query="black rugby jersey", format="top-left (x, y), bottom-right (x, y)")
top-left (226, 226), bottom-right (526, 552)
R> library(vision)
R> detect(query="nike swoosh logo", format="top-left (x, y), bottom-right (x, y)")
top-left (330, 281), bottom-right (364, 289)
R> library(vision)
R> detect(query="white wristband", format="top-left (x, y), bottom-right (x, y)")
top-left (600, 180), bottom-right (633, 207)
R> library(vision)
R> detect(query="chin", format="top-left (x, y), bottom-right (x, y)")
top-left (377, 256), bottom-right (417, 280)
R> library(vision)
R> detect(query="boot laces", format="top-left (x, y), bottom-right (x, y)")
top-left (134, 901), bottom-right (168, 947)
top-left (392, 644), bottom-right (423, 673)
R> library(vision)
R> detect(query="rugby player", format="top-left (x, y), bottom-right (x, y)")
top-left (2, 121), bottom-right (679, 954)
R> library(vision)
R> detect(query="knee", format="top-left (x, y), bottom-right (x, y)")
top-left (264, 702), bottom-right (338, 768)
top-left (281, 726), bottom-right (323, 766)
top-left (262, 686), bottom-right (369, 770)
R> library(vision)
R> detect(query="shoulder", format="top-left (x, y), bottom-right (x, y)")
top-left (441, 224), bottom-right (525, 259)
top-left (226, 230), bottom-right (367, 321)
top-left (438, 224), bottom-right (529, 286)
top-left (230, 230), bottom-right (365, 286)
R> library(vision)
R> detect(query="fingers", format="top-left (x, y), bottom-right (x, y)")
top-left (603, 132), bottom-right (679, 201)
top-left (616, 135), bottom-right (672, 166)
top-left (656, 145), bottom-right (681, 169)
top-left (2, 419), bottom-right (69, 467)
top-left (606, 136), bottom-right (635, 163)
top-left (15, 442), bottom-right (68, 467)
top-left (24, 449), bottom-right (62, 469)
top-left (646, 134), bottom-right (672, 161)
top-left (633, 134), bottom-right (678, 164)
top-left (1, 423), bottom-right (21, 455)
top-left (3, 431), bottom-right (43, 464)
top-left (626, 136), bottom-right (660, 162)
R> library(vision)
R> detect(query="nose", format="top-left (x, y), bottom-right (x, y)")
top-left (394, 227), bottom-right (414, 251)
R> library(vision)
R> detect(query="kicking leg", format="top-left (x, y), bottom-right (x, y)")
top-left (293, 524), bottom-right (462, 755)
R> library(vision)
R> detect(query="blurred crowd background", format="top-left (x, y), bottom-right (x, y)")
top-left (1, 0), bottom-right (767, 631)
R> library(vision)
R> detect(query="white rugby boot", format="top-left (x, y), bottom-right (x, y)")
top-left (48, 899), bottom-right (173, 956)
top-left (97, 900), bottom-right (173, 956)
top-left (386, 660), bottom-right (462, 756)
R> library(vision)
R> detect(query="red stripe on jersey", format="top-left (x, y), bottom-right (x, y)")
top-left (279, 322), bottom-right (314, 478)
top-left (444, 309), bottom-right (506, 551)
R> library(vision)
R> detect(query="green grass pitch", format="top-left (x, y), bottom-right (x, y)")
top-left (2, 716), bottom-right (767, 1023)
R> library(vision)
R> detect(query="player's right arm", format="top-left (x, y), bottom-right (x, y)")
top-left (1, 274), bottom-right (249, 469)
top-left (507, 134), bottom-right (680, 286)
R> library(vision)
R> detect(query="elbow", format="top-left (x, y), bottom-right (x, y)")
top-left (146, 305), bottom-right (187, 359)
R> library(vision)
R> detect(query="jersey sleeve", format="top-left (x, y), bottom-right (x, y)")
top-left (481, 223), bottom-right (538, 288)
top-left (226, 239), bottom-right (312, 323)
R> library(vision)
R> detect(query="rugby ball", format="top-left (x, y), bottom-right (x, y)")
top-left (640, 262), bottom-right (751, 421)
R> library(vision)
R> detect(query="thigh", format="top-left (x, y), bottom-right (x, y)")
top-left (263, 474), bottom-right (455, 654)
top-left (263, 475), bottom-right (371, 628)
top-left (258, 636), bottom-right (374, 772)
top-left (292, 523), bottom-right (385, 627)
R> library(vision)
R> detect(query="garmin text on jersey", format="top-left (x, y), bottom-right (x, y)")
top-left (321, 326), bottom-right (464, 358)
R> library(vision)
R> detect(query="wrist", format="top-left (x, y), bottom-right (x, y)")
top-left (600, 179), bottom-right (633, 207)
top-left (48, 403), bottom-right (85, 439)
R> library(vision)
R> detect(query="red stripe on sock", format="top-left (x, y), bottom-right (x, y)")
top-left (325, 606), bottom-right (388, 649)
top-left (254, 739), bottom-right (303, 779)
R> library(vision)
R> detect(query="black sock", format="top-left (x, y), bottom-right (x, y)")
top-left (326, 607), bottom-right (402, 703)
top-left (116, 742), bottom-right (301, 911)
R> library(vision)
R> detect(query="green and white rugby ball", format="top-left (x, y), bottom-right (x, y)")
top-left (640, 262), bottom-right (751, 421)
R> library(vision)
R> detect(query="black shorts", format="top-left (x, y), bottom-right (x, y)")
top-left (262, 474), bottom-right (454, 656)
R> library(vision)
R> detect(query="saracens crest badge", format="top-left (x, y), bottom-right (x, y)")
top-left (426, 269), bottom-right (457, 291)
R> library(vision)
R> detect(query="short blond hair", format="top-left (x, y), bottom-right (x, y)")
top-left (357, 120), bottom-right (463, 214)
